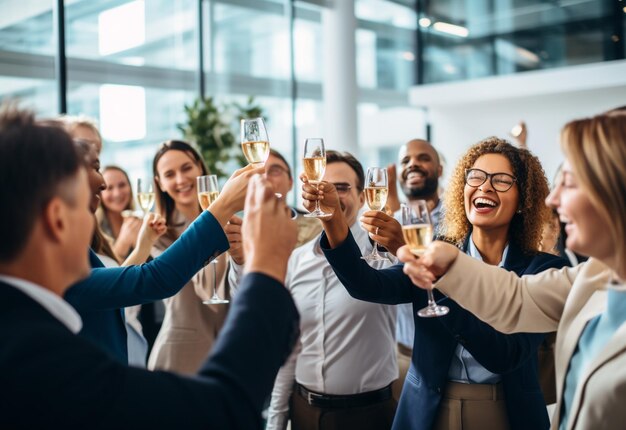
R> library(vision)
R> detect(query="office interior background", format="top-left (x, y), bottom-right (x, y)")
top-left (1, 0), bottom-right (625, 206)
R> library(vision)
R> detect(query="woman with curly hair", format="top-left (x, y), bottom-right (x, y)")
top-left (400, 110), bottom-right (626, 429)
top-left (307, 137), bottom-right (569, 430)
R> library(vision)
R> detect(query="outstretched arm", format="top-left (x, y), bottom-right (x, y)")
top-left (65, 165), bottom-right (264, 311)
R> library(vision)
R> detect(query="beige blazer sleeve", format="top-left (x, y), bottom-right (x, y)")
top-left (434, 252), bottom-right (579, 333)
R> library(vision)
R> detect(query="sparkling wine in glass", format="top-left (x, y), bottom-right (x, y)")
top-left (241, 117), bottom-right (270, 166)
top-left (401, 201), bottom-right (448, 317)
top-left (302, 138), bottom-right (331, 218)
top-left (362, 167), bottom-right (388, 262)
top-left (136, 178), bottom-right (155, 215)
top-left (197, 175), bottom-right (219, 211)
top-left (196, 174), bottom-right (229, 305)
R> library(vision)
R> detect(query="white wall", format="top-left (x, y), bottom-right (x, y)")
top-left (409, 60), bottom-right (626, 186)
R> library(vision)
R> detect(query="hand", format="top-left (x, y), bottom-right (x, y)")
top-left (243, 175), bottom-right (297, 283)
top-left (118, 216), bottom-right (141, 247)
top-left (360, 210), bottom-right (405, 255)
top-left (225, 215), bottom-right (244, 265)
top-left (397, 241), bottom-right (460, 289)
top-left (384, 163), bottom-right (401, 215)
top-left (136, 212), bottom-right (167, 250)
top-left (211, 164), bottom-right (266, 226)
top-left (300, 174), bottom-right (340, 220)
top-left (510, 121), bottom-right (527, 148)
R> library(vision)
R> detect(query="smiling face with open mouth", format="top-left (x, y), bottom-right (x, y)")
top-left (155, 149), bottom-right (204, 209)
top-left (464, 153), bottom-right (519, 235)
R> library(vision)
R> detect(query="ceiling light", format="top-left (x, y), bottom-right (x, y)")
top-left (432, 21), bottom-right (469, 38)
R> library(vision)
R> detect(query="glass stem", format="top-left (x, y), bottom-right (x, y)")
top-left (212, 260), bottom-right (218, 299)
top-left (314, 183), bottom-right (321, 212)
top-left (371, 241), bottom-right (380, 257)
top-left (427, 289), bottom-right (437, 308)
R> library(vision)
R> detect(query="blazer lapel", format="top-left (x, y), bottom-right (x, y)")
top-left (557, 290), bottom-right (606, 430)
top-left (566, 300), bottom-right (626, 430)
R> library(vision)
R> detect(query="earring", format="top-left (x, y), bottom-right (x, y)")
top-left (516, 209), bottom-right (522, 214)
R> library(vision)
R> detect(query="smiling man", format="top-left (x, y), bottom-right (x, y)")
top-left (398, 139), bottom-right (443, 220)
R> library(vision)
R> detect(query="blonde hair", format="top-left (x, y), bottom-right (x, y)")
top-left (58, 115), bottom-right (102, 148)
top-left (442, 137), bottom-right (551, 254)
top-left (560, 110), bottom-right (626, 264)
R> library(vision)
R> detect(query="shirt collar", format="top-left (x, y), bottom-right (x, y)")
top-left (0, 274), bottom-right (82, 333)
top-left (467, 233), bottom-right (509, 268)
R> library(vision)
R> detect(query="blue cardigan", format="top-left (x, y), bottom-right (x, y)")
top-left (321, 231), bottom-right (569, 430)
top-left (64, 210), bottom-right (229, 363)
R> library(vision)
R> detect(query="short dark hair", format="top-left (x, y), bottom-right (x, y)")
top-left (0, 104), bottom-right (81, 261)
top-left (269, 148), bottom-right (292, 180)
top-left (325, 150), bottom-right (365, 192)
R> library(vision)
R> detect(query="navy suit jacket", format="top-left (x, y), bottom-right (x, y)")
top-left (0, 273), bottom-right (299, 429)
top-left (321, 231), bottom-right (569, 430)
top-left (64, 210), bottom-right (229, 363)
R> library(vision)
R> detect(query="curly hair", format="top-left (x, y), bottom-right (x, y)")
top-left (441, 137), bottom-right (551, 254)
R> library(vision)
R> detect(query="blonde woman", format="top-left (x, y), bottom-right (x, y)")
top-left (97, 165), bottom-right (142, 259)
top-left (400, 109), bottom-right (626, 429)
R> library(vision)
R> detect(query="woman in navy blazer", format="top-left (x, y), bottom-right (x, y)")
top-left (308, 138), bottom-right (570, 430)
top-left (61, 122), bottom-right (262, 363)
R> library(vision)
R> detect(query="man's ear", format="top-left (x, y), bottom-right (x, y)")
top-left (437, 164), bottom-right (443, 178)
top-left (41, 197), bottom-right (69, 244)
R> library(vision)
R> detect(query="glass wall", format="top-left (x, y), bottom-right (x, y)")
top-left (417, 0), bottom-right (624, 84)
top-left (0, 1), bottom-right (57, 116)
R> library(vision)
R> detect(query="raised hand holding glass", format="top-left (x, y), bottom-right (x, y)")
top-left (362, 167), bottom-right (388, 262)
top-left (303, 138), bottom-right (331, 218)
top-left (401, 201), bottom-right (449, 317)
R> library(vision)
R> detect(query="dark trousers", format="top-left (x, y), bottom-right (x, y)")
top-left (290, 387), bottom-right (396, 430)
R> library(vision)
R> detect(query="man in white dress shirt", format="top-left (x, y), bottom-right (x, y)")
top-left (229, 151), bottom-right (397, 430)
top-left (359, 139), bottom-right (443, 401)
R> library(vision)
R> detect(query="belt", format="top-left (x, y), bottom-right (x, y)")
top-left (444, 381), bottom-right (505, 401)
top-left (397, 343), bottom-right (413, 357)
top-left (296, 383), bottom-right (392, 409)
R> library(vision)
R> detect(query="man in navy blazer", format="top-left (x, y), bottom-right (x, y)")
top-left (0, 105), bottom-right (299, 429)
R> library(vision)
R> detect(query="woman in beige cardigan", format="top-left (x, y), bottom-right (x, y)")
top-left (147, 140), bottom-right (229, 375)
top-left (398, 108), bottom-right (626, 430)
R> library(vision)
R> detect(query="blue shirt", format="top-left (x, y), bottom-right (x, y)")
top-left (447, 235), bottom-right (508, 384)
top-left (560, 285), bottom-right (626, 430)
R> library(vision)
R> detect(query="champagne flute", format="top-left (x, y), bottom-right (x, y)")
top-left (136, 178), bottom-right (155, 215)
top-left (241, 117), bottom-right (270, 166)
top-left (197, 175), bottom-right (219, 211)
top-left (197, 175), bottom-right (229, 305)
top-left (302, 138), bottom-right (331, 218)
top-left (362, 167), bottom-right (388, 262)
top-left (241, 117), bottom-right (284, 199)
top-left (401, 201), bottom-right (449, 317)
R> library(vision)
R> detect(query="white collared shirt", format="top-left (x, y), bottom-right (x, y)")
top-left (0, 274), bottom-right (82, 333)
top-left (265, 222), bottom-right (397, 430)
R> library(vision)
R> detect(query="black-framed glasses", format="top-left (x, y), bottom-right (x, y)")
top-left (333, 183), bottom-right (352, 194)
top-left (465, 168), bottom-right (517, 192)
top-left (266, 165), bottom-right (290, 177)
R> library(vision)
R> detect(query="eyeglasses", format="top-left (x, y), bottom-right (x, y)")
top-left (333, 183), bottom-right (352, 195)
top-left (465, 168), bottom-right (517, 192)
top-left (266, 165), bottom-right (290, 177)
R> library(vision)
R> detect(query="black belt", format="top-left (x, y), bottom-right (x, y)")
top-left (296, 383), bottom-right (392, 409)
